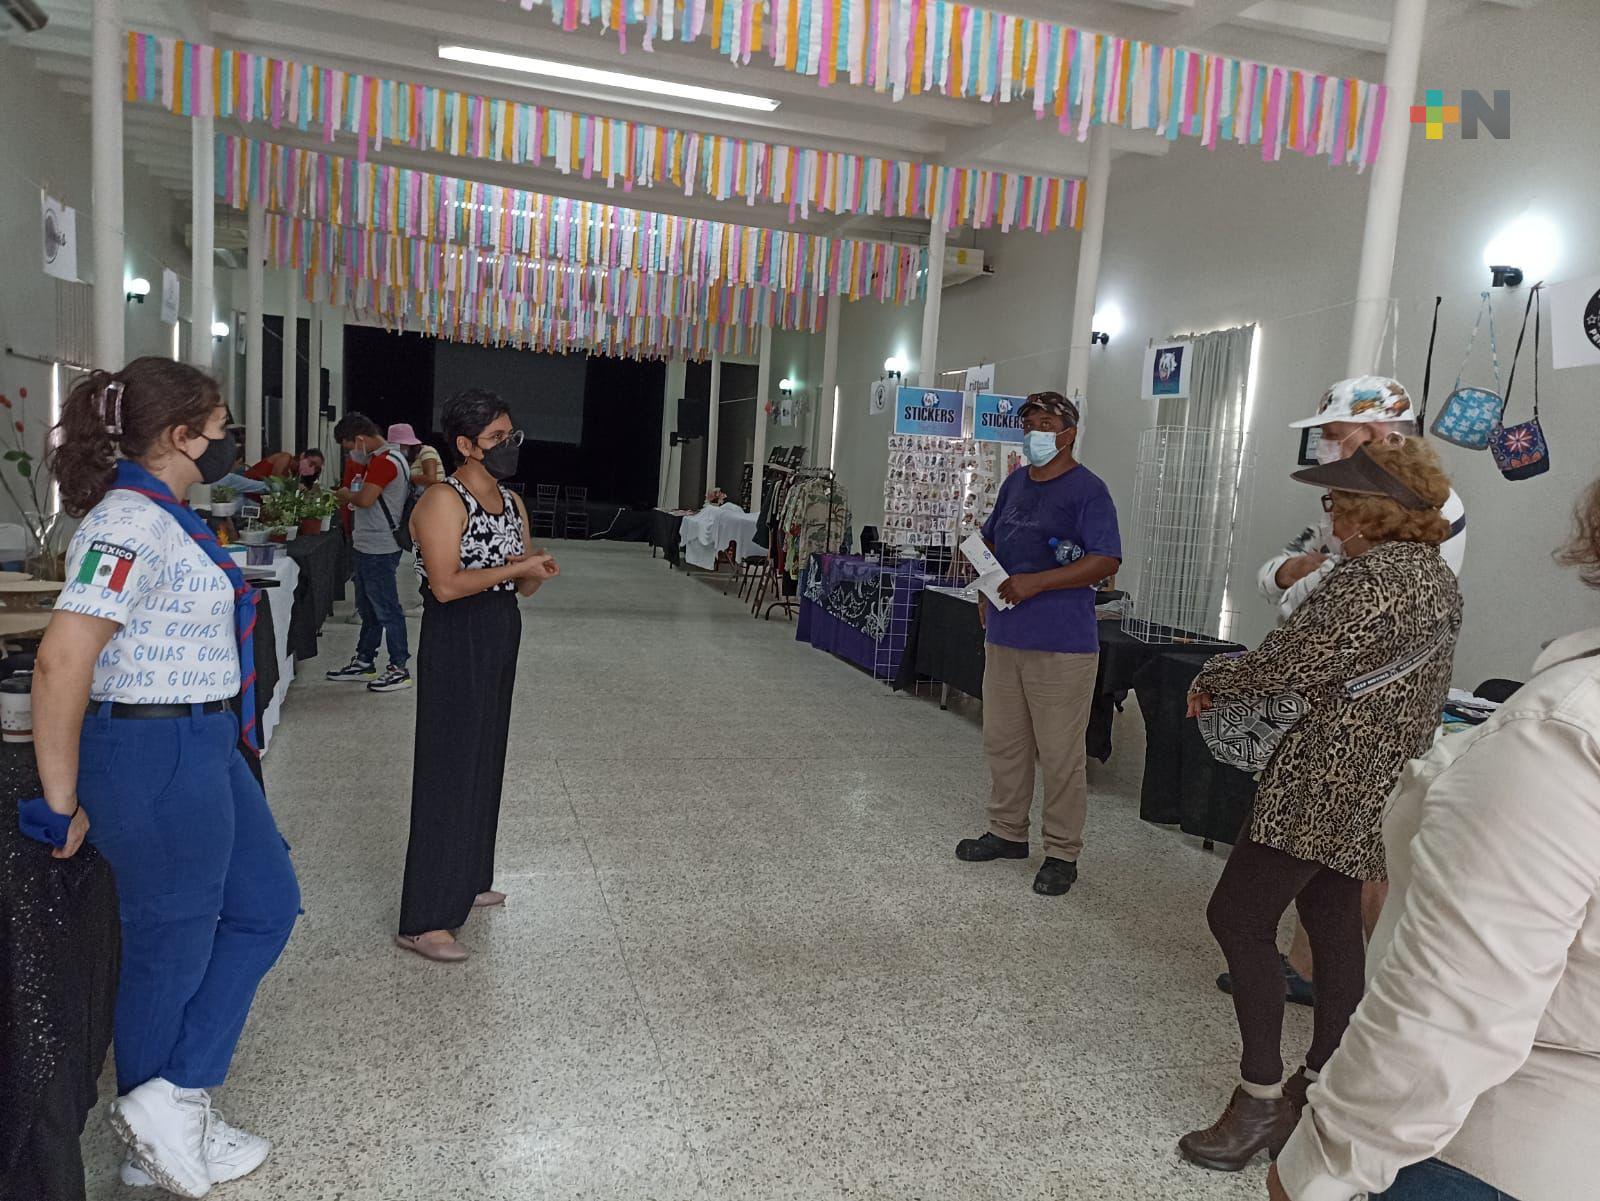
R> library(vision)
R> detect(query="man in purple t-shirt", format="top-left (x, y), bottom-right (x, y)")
top-left (955, 392), bottom-right (1122, 896)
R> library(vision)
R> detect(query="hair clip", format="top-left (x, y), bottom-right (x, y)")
top-left (98, 380), bottom-right (125, 436)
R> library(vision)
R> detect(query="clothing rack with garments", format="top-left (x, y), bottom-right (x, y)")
top-left (751, 466), bottom-right (849, 620)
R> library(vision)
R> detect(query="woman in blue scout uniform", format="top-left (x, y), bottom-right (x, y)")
top-left (33, 357), bottom-right (299, 1199)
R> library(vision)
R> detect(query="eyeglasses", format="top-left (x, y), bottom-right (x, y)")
top-left (1320, 494), bottom-right (1336, 513)
top-left (479, 429), bottom-right (526, 450)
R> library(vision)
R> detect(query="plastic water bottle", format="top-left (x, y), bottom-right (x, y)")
top-left (1048, 537), bottom-right (1084, 565)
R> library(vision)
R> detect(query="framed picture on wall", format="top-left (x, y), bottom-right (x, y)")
top-left (1298, 427), bottom-right (1323, 466)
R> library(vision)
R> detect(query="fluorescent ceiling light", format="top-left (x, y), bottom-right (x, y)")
top-left (438, 45), bottom-right (780, 112)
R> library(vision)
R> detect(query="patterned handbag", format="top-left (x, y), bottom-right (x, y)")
top-left (1490, 284), bottom-right (1551, 481)
top-left (1197, 627), bottom-right (1454, 774)
top-left (1430, 291), bottom-right (1503, 450)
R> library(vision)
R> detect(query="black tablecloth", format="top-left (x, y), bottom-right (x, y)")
top-left (586, 503), bottom-right (657, 542)
top-left (1, 744), bottom-right (119, 1200)
top-left (284, 531), bottom-right (348, 661)
top-left (650, 511), bottom-right (685, 566)
top-left (1133, 649), bottom-right (1257, 845)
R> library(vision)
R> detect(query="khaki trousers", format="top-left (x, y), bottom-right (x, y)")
top-left (982, 643), bottom-right (1099, 861)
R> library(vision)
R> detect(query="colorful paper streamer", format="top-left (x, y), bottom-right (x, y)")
top-left (495, 0), bottom-right (1387, 169)
top-left (131, 32), bottom-right (1082, 232)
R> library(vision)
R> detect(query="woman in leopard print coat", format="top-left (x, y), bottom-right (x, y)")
top-left (1178, 438), bottom-right (1462, 1173)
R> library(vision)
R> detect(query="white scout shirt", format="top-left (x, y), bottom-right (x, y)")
top-left (55, 491), bottom-right (240, 704)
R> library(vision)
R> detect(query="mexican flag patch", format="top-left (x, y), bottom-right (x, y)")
top-left (77, 541), bottom-right (137, 592)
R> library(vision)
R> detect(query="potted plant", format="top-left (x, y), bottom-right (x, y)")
top-left (0, 384), bottom-right (66, 579)
top-left (209, 484), bottom-right (240, 517)
top-left (240, 518), bottom-right (270, 547)
top-left (301, 488), bottom-right (338, 535)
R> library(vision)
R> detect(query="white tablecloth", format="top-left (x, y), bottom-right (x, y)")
top-left (679, 504), bottom-right (763, 571)
top-left (232, 548), bottom-right (300, 753)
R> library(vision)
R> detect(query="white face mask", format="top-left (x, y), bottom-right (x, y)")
top-left (1316, 429), bottom-right (1362, 465)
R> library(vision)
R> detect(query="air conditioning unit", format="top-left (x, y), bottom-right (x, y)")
top-left (942, 245), bottom-right (991, 289)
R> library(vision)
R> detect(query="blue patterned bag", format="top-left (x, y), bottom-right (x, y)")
top-left (1431, 292), bottom-right (1503, 450)
top-left (1489, 284), bottom-right (1551, 481)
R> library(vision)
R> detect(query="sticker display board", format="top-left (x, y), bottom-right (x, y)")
top-left (1141, 341), bottom-right (1194, 400)
top-left (1550, 274), bottom-right (1600, 370)
top-left (973, 393), bottom-right (1028, 445)
top-left (893, 386), bottom-right (965, 437)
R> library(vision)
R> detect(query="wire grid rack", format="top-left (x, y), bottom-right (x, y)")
top-left (1123, 425), bottom-right (1257, 646)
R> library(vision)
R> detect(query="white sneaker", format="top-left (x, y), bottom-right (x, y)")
top-left (119, 1100), bottom-right (271, 1188)
top-left (108, 1078), bottom-right (212, 1198)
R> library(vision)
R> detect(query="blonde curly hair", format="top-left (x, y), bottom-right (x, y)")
top-left (1329, 436), bottom-right (1452, 546)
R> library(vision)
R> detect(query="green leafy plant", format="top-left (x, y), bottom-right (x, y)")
top-left (0, 384), bottom-right (64, 577)
top-left (303, 488), bottom-right (339, 519)
top-left (211, 485), bottom-right (238, 504)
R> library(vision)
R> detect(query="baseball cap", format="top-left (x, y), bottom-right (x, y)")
top-left (1018, 391), bottom-right (1081, 426)
top-left (386, 422), bottom-right (423, 446)
top-left (1289, 376), bottom-right (1416, 429)
top-left (1290, 445), bottom-right (1433, 510)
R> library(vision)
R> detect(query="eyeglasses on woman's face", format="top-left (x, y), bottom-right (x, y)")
top-left (477, 429), bottom-right (525, 450)
top-left (1320, 493), bottom-right (1338, 513)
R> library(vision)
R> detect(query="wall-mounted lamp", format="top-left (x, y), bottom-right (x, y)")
top-left (1483, 214), bottom-right (1560, 288)
top-left (1091, 303), bottom-right (1124, 346)
top-left (125, 277), bottom-right (151, 304)
top-left (210, 320), bottom-right (231, 340)
top-left (1090, 331), bottom-right (1111, 346)
top-left (882, 355), bottom-right (906, 380)
top-left (778, 376), bottom-right (797, 396)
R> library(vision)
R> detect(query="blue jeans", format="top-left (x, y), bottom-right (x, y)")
top-left (77, 707), bottom-right (300, 1093)
top-left (1377, 1159), bottom-right (1519, 1200)
top-left (353, 548), bottom-right (408, 668)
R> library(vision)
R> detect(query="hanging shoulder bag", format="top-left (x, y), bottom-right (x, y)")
top-left (1430, 291), bottom-right (1504, 450)
top-left (1489, 283), bottom-right (1551, 481)
top-left (1197, 625), bottom-right (1454, 774)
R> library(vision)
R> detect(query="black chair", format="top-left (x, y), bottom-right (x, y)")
top-left (529, 485), bottom-right (558, 539)
top-left (562, 486), bottom-right (589, 539)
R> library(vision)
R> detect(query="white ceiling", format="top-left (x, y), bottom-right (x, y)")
top-left (5, 0), bottom-right (1543, 240)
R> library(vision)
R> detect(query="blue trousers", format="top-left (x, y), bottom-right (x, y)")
top-left (1377, 1159), bottom-right (1520, 1200)
top-left (353, 549), bottom-right (408, 668)
top-left (77, 707), bottom-right (300, 1094)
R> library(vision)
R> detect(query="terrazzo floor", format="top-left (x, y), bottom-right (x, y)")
top-left (82, 538), bottom-right (1308, 1200)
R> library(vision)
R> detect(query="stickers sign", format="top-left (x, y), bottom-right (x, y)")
top-left (1141, 341), bottom-right (1193, 400)
top-left (973, 393), bottom-right (1028, 445)
top-left (893, 386), bottom-right (965, 437)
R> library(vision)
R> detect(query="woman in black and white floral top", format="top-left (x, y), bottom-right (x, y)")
top-left (394, 389), bottom-right (559, 964)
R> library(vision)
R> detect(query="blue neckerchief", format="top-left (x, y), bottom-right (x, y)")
top-left (111, 459), bottom-right (261, 753)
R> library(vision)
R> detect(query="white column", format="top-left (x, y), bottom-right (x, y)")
top-left (918, 218), bottom-right (948, 387)
top-left (1065, 124), bottom-right (1112, 405)
top-left (189, 116), bottom-right (215, 371)
top-left (657, 359), bottom-right (680, 508)
top-left (244, 200), bottom-right (264, 461)
top-left (752, 324), bottom-right (773, 514)
top-left (281, 273), bottom-right (299, 461)
top-left (705, 350), bottom-right (722, 496)
top-left (297, 301), bottom-right (319, 455)
top-left (91, 0), bottom-right (124, 368)
top-left (816, 297), bottom-right (841, 469)
top-left (1347, 0), bottom-right (1428, 376)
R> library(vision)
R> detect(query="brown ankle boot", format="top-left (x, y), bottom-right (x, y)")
top-left (1284, 1068), bottom-right (1313, 1117)
top-left (1178, 1086), bottom-right (1299, 1172)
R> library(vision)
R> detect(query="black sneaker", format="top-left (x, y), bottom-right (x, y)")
top-left (1032, 857), bottom-right (1078, 896)
top-left (1217, 956), bottom-right (1315, 1007)
top-left (326, 657), bottom-right (376, 682)
top-left (955, 831), bottom-right (1030, 862)
top-left (367, 664), bottom-right (413, 693)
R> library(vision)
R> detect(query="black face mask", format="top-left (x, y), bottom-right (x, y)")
top-left (190, 430), bottom-right (237, 485)
top-left (481, 439), bottom-right (521, 480)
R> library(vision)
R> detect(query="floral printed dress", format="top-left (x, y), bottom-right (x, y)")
top-left (1194, 540), bottom-right (1462, 881)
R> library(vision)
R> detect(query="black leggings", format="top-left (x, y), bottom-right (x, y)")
top-left (1207, 834), bottom-right (1366, 1085)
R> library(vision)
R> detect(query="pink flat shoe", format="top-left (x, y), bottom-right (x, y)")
top-left (473, 890), bottom-right (507, 908)
top-left (394, 933), bottom-right (469, 963)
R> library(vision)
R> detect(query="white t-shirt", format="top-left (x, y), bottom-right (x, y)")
top-left (56, 491), bottom-right (240, 703)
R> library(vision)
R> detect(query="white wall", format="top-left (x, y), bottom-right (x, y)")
top-left (0, 45), bottom-right (237, 522)
top-left (829, 0), bottom-right (1600, 687)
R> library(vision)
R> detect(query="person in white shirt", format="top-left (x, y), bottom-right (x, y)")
top-left (33, 357), bottom-right (299, 1198)
top-left (1269, 477), bottom-right (1600, 1201)
top-left (1220, 377), bottom-right (1467, 1008)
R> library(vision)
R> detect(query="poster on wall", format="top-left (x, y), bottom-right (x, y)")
top-left (973, 393), bottom-right (1028, 444)
top-left (40, 191), bottom-right (78, 282)
top-left (1141, 341), bottom-right (1193, 400)
top-left (1550, 274), bottom-right (1600, 370)
top-left (894, 386), bottom-right (965, 437)
top-left (869, 379), bottom-right (891, 415)
top-left (161, 269), bottom-right (181, 325)
top-left (777, 393), bottom-right (795, 426)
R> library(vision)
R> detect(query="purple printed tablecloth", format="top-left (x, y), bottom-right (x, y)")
top-left (795, 554), bottom-right (948, 680)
